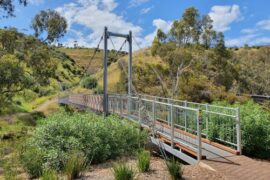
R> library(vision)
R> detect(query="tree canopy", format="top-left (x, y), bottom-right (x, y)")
top-left (32, 9), bottom-right (67, 43)
top-left (0, 0), bottom-right (27, 18)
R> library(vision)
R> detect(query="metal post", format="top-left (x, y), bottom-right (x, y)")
top-left (184, 100), bottom-right (187, 131)
top-left (103, 27), bottom-right (108, 116)
top-left (197, 110), bottom-right (202, 161)
top-left (236, 107), bottom-right (242, 154)
top-left (138, 99), bottom-right (141, 124)
top-left (170, 104), bottom-right (174, 148)
top-left (120, 95), bottom-right (123, 116)
top-left (167, 99), bottom-right (171, 125)
top-left (152, 97), bottom-right (156, 131)
top-left (206, 104), bottom-right (209, 139)
top-left (128, 31), bottom-right (132, 116)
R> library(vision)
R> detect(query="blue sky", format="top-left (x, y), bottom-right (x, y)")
top-left (1, 0), bottom-right (270, 49)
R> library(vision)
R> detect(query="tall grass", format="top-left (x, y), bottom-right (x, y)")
top-left (64, 152), bottom-right (87, 180)
top-left (166, 159), bottom-right (182, 180)
top-left (41, 169), bottom-right (58, 180)
top-left (113, 163), bottom-right (135, 180)
top-left (137, 150), bottom-right (151, 172)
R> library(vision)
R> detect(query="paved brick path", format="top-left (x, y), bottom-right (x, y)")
top-left (202, 156), bottom-right (270, 180)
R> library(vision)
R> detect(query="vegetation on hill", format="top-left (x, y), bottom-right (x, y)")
top-left (0, 28), bottom-right (82, 114)
top-left (58, 48), bottom-right (127, 75)
top-left (94, 7), bottom-right (269, 105)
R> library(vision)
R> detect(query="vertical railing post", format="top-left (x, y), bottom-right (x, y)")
top-left (138, 98), bottom-right (141, 124)
top-left (236, 107), bottom-right (242, 154)
top-left (167, 98), bottom-right (171, 125)
top-left (184, 100), bottom-right (187, 131)
top-left (197, 109), bottom-right (202, 162)
top-left (206, 103), bottom-right (209, 139)
top-left (152, 97), bottom-right (156, 131)
top-left (103, 26), bottom-right (108, 116)
top-left (120, 95), bottom-right (123, 116)
top-left (170, 104), bottom-right (174, 148)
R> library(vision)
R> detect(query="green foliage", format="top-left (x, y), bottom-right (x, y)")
top-left (64, 151), bottom-right (87, 180)
top-left (0, 0), bottom-right (27, 18)
top-left (94, 85), bottom-right (103, 94)
top-left (41, 169), bottom-right (58, 180)
top-left (151, 37), bottom-right (160, 56)
top-left (113, 163), bottom-right (135, 180)
top-left (18, 111), bottom-right (45, 126)
top-left (29, 47), bottom-right (57, 85)
top-left (32, 9), bottom-right (67, 43)
top-left (0, 28), bottom-right (81, 113)
top-left (212, 101), bottom-right (270, 158)
top-left (137, 150), bottom-right (151, 172)
top-left (0, 55), bottom-right (29, 100)
top-left (20, 147), bottom-right (44, 178)
top-left (166, 159), bottom-right (183, 180)
top-left (80, 76), bottom-right (97, 89)
top-left (238, 101), bottom-right (270, 158)
top-left (21, 112), bottom-right (147, 172)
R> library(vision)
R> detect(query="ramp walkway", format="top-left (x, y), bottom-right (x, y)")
top-left (59, 93), bottom-right (241, 165)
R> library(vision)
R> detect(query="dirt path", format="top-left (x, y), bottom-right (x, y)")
top-left (0, 97), bottom-right (58, 122)
top-left (82, 157), bottom-right (224, 180)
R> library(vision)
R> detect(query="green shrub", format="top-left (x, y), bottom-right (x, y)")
top-left (80, 76), bottom-right (97, 89)
top-left (113, 163), bottom-right (134, 180)
top-left (238, 101), bottom-right (270, 158)
top-left (166, 159), bottom-right (182, 180)
top-left (137, 150), bottom-right (150, 172)
top-left (212, 100), bottom-right (270, 158)
top-left (64, 151), bottom-right (87, 180)
top-left (18, 111), bottom-right (45, 126)
top-left (94, 85), bottom-right (103, 94)
top-left (21, 112), bottom-right (147, 171)
top-left (20, 147), bottom-right (44, 178)
top-left (41, 169), bottom-right (58, 180)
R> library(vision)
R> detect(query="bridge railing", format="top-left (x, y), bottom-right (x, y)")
top-left (69, 94), bottom-right (103, 111)
top-left (113, 94), bottom-right (241, 153)
top-left (108, 94), bottom-right (203, 160)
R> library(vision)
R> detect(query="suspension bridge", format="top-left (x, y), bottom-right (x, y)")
top-left (59, 27), bottom-right (242, 165)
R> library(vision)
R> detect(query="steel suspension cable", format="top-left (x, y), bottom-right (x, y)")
top-left (83, 35), bottom-right (104, 76)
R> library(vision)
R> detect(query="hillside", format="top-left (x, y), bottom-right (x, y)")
top-left (91, 46), bottom-right (270, 104)
top-left (0, 29), bottom-right (82, 114)
top-left (58, 48), bottom-right (127, 75)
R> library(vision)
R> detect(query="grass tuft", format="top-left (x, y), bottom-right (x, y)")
top-left (113, 163), bottom-right (135, 180)
top-left (166, 158), bottom-right (183, 180)
top-left (137, 150), bottom-right (151, 172)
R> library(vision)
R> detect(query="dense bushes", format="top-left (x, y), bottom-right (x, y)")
top-left (238, 101), bottom-right (270, 158)
top-left (80, 76), bottom-right (97, 89)
top-left (20, 112), bottom-right (147, 176)
top-left (212, 100), bottom-right (270, 158)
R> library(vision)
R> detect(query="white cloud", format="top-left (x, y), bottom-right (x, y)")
top-left (129, 0), bottom-right (150, 7)
top-left (28, 0), bottom-right (44, 5)
top-left (252, 37), bottom-right (270, 44)
top-left (140, 19), bottom-right (172, 48)
top-left (241, 28), bottom-right (257, 34)
top-left (226, 34), bottom-right (258, 47)
top-left (257, 19), bottom-right (270, 30)
top-left (140, 6), bottom-right (153, 14)
top-left (56, 0), bottom-right (142, 49)
top-left (209, 5), bottom-right (242, 32)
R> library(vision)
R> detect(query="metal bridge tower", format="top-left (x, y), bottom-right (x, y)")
top-left (103, 27), bottom-right (132, 116)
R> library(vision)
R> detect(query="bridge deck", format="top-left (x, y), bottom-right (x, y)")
top-left (202, 156), bottom-right (270, 180)
top-left (59, 94), bottom-right (240, 165)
